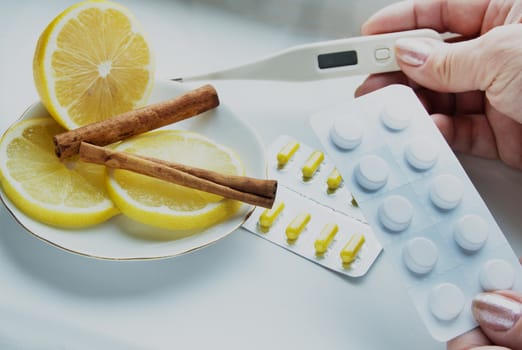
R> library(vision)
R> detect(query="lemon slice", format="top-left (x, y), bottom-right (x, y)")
top-left (106, 130), bottom-right (244, 230)
top-left (0, 116), bottom-right (119, 228)
top-left (33, 0), bottom-right (154, 130)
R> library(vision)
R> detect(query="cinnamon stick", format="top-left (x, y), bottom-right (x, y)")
top-left (138, 155), bottom-right (277, 198)
top-left (79, 142), bottom-right (276, 209)
top-left (54, 84), bottom-right (219, 159)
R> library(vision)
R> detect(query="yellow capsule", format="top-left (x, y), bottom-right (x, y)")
top-left (285, 212), bottom-right (311, 240)
top-left (340, 233), bottom-right (365, 264)
top-left (314, 223), bottom-right (339, 255)
top-left (277, 140), bottom-right (300, 166)
top-left (327, 168), bottom-right (343, 191)
top-left (259, 201), bottom-right (285, 229)
top-left (302, 151), bottom-right (324, 178)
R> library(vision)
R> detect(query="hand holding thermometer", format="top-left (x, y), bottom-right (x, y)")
top-left (172, 29), bottom-right (442, 82)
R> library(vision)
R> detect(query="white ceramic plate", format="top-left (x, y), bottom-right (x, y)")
top-left (0, 80), bottom-right (266, 259)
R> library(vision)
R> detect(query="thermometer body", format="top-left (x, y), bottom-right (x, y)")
top-left (173, 29), bottom-right (441, 82)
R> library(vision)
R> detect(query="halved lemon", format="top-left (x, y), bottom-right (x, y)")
top-left (0, 116), bottom-right (119, 228)
top-left (106, 130), bottom-right (244, 230)
top-left (33, 0), bottom-right (154, 130)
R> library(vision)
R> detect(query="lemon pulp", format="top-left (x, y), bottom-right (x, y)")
top-left (106, 130), bottom-right (244, 230)
top-left (33, 0), bottom-right (154, 130)
top-left (0, 116), bottom-right (118, 228)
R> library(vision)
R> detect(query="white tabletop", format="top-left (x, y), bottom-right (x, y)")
top-left (1, 1), bottom-right (521, 349)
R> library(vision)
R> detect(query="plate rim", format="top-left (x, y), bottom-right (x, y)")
top-left (0, 80), bottom-right (265, 260)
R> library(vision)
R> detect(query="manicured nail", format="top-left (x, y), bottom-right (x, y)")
top-left (394, 38), bottom-right (432, 66)
top-left (472, 293), bottom-right (522, 331)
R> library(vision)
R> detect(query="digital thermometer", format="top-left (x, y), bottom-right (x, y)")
top-left (172, 29), bottom-right (441, 82)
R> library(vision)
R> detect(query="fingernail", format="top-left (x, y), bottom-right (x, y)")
top-left (472, 293), bottom-right (522, 331)
top-left (394, 38), bottom-right (432, 66)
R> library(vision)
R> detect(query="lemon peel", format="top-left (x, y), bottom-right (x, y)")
top-left (0, 116), bottom-right (118, 228)
top-left (106, 130), bottom-right (244, 230)
top-left (33, 0), bottom-right (154, 130)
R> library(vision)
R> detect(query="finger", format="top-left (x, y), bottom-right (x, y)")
top-left (495, 290), bottom-right (522, 304)
top-left (505, 0), bottom-right (522, 24)
top-left (449, 345), bottom-right (510, 350)
top-left (430, 113), bottom-right (499, 160)
top-left (452, 114), bottom-right (499, 160)
top-left (361, 0), bottom-right (490, 36)
top-left (485, 105), bottom-right (522, 170)
top-left (455, 91), bottom-right (485, 115)
top-left (447, 328), bottom-right (491, 350)
top-left (417, 90), bottom-right (485, 121)
top-left (392, 29), bottom-right (511, 94)
top-left (354, 72), bottom-right (409, 97)
top-left (430, 109), bottom-right (522, 169)
top-left (472, 291), bottom-right (522, 350)
top-left (356, 74), bottom-right (465, 116)
top-left (393, 37), bottom-right (483, 92)
top-left (354, 76), bottom-right (446, 118)
top-left (415, 88), bottom-right (455, 116)
top-left (353, 74), bottom-right (443, 116)
top-left (393, 24), bottom-right (522, 122)
top-left (447, 262), bottom-right (522, 350)
top-left (354, 72), bottom-right (432, 116)
top-left (373, 87), bottom-right (481, 117)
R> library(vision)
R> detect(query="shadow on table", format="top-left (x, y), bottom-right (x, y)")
top-left (0, 209), bottom-right (246, 299)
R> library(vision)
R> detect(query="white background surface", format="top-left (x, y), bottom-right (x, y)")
top-left (1, 1), bottom-right (521, 349)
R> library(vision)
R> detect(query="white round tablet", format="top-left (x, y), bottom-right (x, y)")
top-left (378, 195), bottom-right (414, 232)
top-left (430, 174), bottom-right (464, 210)
top-left (480, 259), bottom-right (516, 291)
top-left (330, 115), bottom-right (364, 150)
top-left (429, 283), bottom-right (465, 321)
top-left (405, 138), bottom-right (438, 170)
top-left (454, 215), bottom-right (488, 252)
top-left (403, 237), bottom-right (438, 274)
top-left (380, 100), bottom-right (413, 131)
top-left (354, 155), bottom-right (389, 191)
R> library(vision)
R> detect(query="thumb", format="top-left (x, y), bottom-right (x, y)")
top-left (472, 291), bottom-right (522, 350)
top-left (392, 26), bottom-right (516, 93)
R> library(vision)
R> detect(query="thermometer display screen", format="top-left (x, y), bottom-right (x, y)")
top-left (317, 50), bottom-right (358, 69)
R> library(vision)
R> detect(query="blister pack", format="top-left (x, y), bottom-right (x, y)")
top-left (242, 135), bottom-right (382, 277)
top-left (310, 84), bottom-right (522, 341)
